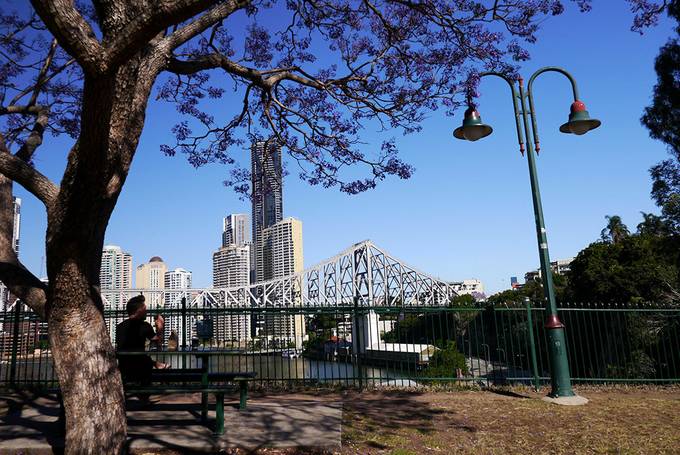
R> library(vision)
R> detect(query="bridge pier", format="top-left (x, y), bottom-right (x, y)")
top-left (351, 310), bottom-right (380, 355)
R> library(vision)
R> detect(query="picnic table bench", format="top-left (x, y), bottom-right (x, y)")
top-left (119, 351), bottom-right (257, 434)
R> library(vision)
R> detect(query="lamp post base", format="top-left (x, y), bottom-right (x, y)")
top-left (542, 395), bottom-right (589, 406)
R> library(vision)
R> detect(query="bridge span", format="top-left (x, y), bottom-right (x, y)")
top-left (102, 240), bottom-right (459, 310)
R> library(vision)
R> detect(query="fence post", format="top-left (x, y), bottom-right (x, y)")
top-left (9, 301), bottom-right (22, 387)
top-left (524, 297), bottom-right (540, 392)
top-left (354, 297), bottom-right (363, 390)
top-left (181, 296), bottom-right (187, 369)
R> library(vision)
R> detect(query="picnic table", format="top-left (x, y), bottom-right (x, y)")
top-left (116, 349), bottom-right (257, 434)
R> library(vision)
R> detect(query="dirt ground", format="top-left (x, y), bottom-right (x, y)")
top-left (338, 386), bottom-right (680, 455)
top-left (134, 385), bottom-right (680, 455)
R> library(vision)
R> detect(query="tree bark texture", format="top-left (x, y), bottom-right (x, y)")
top-left (45, 51), bottom-right (161, 454)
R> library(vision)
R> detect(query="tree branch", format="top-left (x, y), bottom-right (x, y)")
top-left (0, 262), bottom-right (47, 319)
top-left (15, 109), bottom-right (50, 162)
top-left (0, 105), bottom-right (51, 162)
top-left (103, 0), bottom-right (223, 69)
top-left (160, 0), bottom-right (251, 51)
top-left (0, 134), bottom-right (58, 206)
top-left (166, 54), bottom-right (327, 90)
top-left (29, 0), bottom-right (106, 75)
top-left (0, 173), bottom-right (46, 319)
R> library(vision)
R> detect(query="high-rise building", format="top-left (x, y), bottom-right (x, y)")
top-left (1, 197), bottom-right (21, 312)
top-left (165, 268), bottom-right (192, 290)
top-left (222, 213), bottom-right (250, 247)
top-left (164, 267), bottom-right (192, 345)
top-left (135, 256), bottom-right (167, 308)
top-left (251, 140), bottom-right (283, 283)
top-left (100, 245), bottom-right (132, 340)
top-left (12, 197), bottom-right (20, 256)
top-left (261, 217), bottom-right (305, 347)
top-left (212, 245), bottom-right (251, 342)
top-left (101, 245), bottom-right (132, 309)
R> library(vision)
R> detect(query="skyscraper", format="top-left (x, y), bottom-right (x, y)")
top-left (1, 197), bottom-right (21, 311)
top-left (222, 213), bottom-right (250, 247)
top-left (165, 268), bottom-right (192, 290)
top-left (12, 197), bottom-right (20, 256)
top-left (261, 217), bottom-right (305, 347)
top-left (165, 267), bottom-right (192, 345)
top-left (99, 245), bottom-right (132, 309)
top-left (135, 256), bottom-right (167, 308)
top-left (251, 140), bottom-right (283, 283)
top-left (100, 245), bottom-right (132, 340)
top-left (212, 245), bottom-right (251, 342)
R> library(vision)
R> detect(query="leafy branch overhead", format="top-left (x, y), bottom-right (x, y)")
top-left (152, 0), bottom-right (666, 196)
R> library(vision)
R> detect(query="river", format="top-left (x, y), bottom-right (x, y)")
top-left (2, 353), bottom-right (420, 387)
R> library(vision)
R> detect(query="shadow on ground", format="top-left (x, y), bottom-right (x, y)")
top-left (341, 390), bottom-right (479, 451)
top-left (0, 391), bottom-right (342, 454)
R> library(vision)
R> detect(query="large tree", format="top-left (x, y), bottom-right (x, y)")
top-left (568, 233), bottom-right (680, 303)
top-left (642, 0), bottom-right (680, 231)
top-left (0, 0), bottom-right (668, 453)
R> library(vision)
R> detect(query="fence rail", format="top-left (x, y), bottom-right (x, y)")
top-left (1, 298), bottom-right (679, 388)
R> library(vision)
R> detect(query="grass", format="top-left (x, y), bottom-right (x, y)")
top-left (339, 385), bottom-right (680, 454)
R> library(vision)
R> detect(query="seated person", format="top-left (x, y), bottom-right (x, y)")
top-left (116, 295), bottom-right (169, 386)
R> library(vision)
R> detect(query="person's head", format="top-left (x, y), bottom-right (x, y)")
top-left (126, 295), bottom-right (146, 319)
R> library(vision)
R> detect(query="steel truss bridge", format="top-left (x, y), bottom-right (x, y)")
top-left (101, 240), bottom-right (458, 310)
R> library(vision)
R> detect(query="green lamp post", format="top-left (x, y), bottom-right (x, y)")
top-left (454, 67), bottom-right (600, 404)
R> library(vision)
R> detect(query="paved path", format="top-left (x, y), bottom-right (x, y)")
top-left (0, 392), bottom-right (342, 453)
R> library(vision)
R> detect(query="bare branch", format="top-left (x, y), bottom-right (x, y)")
top-left (0, 173), bottom-right (46, 318)
top-left (0, 262), bottom-right (47, 319)
top-left (8, 57), bottom-right (77, 107)
top-left (0, 134), bottom-right (58, 206)
top-left (15, 108), bottom-right (49, 162)
top-left (29, 39), bottom-right (59, 106)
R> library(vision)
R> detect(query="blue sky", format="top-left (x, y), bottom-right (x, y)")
top-left (14, 2), bottom-right (676, 293)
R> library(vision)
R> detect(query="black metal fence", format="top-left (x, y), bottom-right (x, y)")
top-left (1, 300), bottom-right (679, 388)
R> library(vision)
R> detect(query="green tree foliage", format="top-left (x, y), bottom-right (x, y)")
top-left (637, 211), bottom-right (673, 236)
top-left (568, 234), bottom-right (680, 303)
top-left (600, 215), bottom-right (631, 244)
top-left (381, 294), bottom-right (483, 345)
top-left (642, 1), bottom-right (680, 231)
top-left (424, 341), bottom-right (468, 378)
top-left (303, 313), bottom-right (337, 358)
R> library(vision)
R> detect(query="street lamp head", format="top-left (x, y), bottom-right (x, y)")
top-left (453, 106), bottom-right (493, 141)
top-left (559, 100), bottom-right (601, 135)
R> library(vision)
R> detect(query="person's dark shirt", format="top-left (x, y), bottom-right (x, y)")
top-left (116, 318), bottom-right (155, 351)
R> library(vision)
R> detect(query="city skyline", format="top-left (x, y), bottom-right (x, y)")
top-left (9, 4), bottom-right (675, 295)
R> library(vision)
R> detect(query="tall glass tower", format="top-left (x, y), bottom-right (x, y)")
top-left (251, 139), bottom-right (283, 283)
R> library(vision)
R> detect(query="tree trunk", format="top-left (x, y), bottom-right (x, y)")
top-left (44, 51), bottom-right (162, 453)
top-left (48, 264), bottom-right (126, 454)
